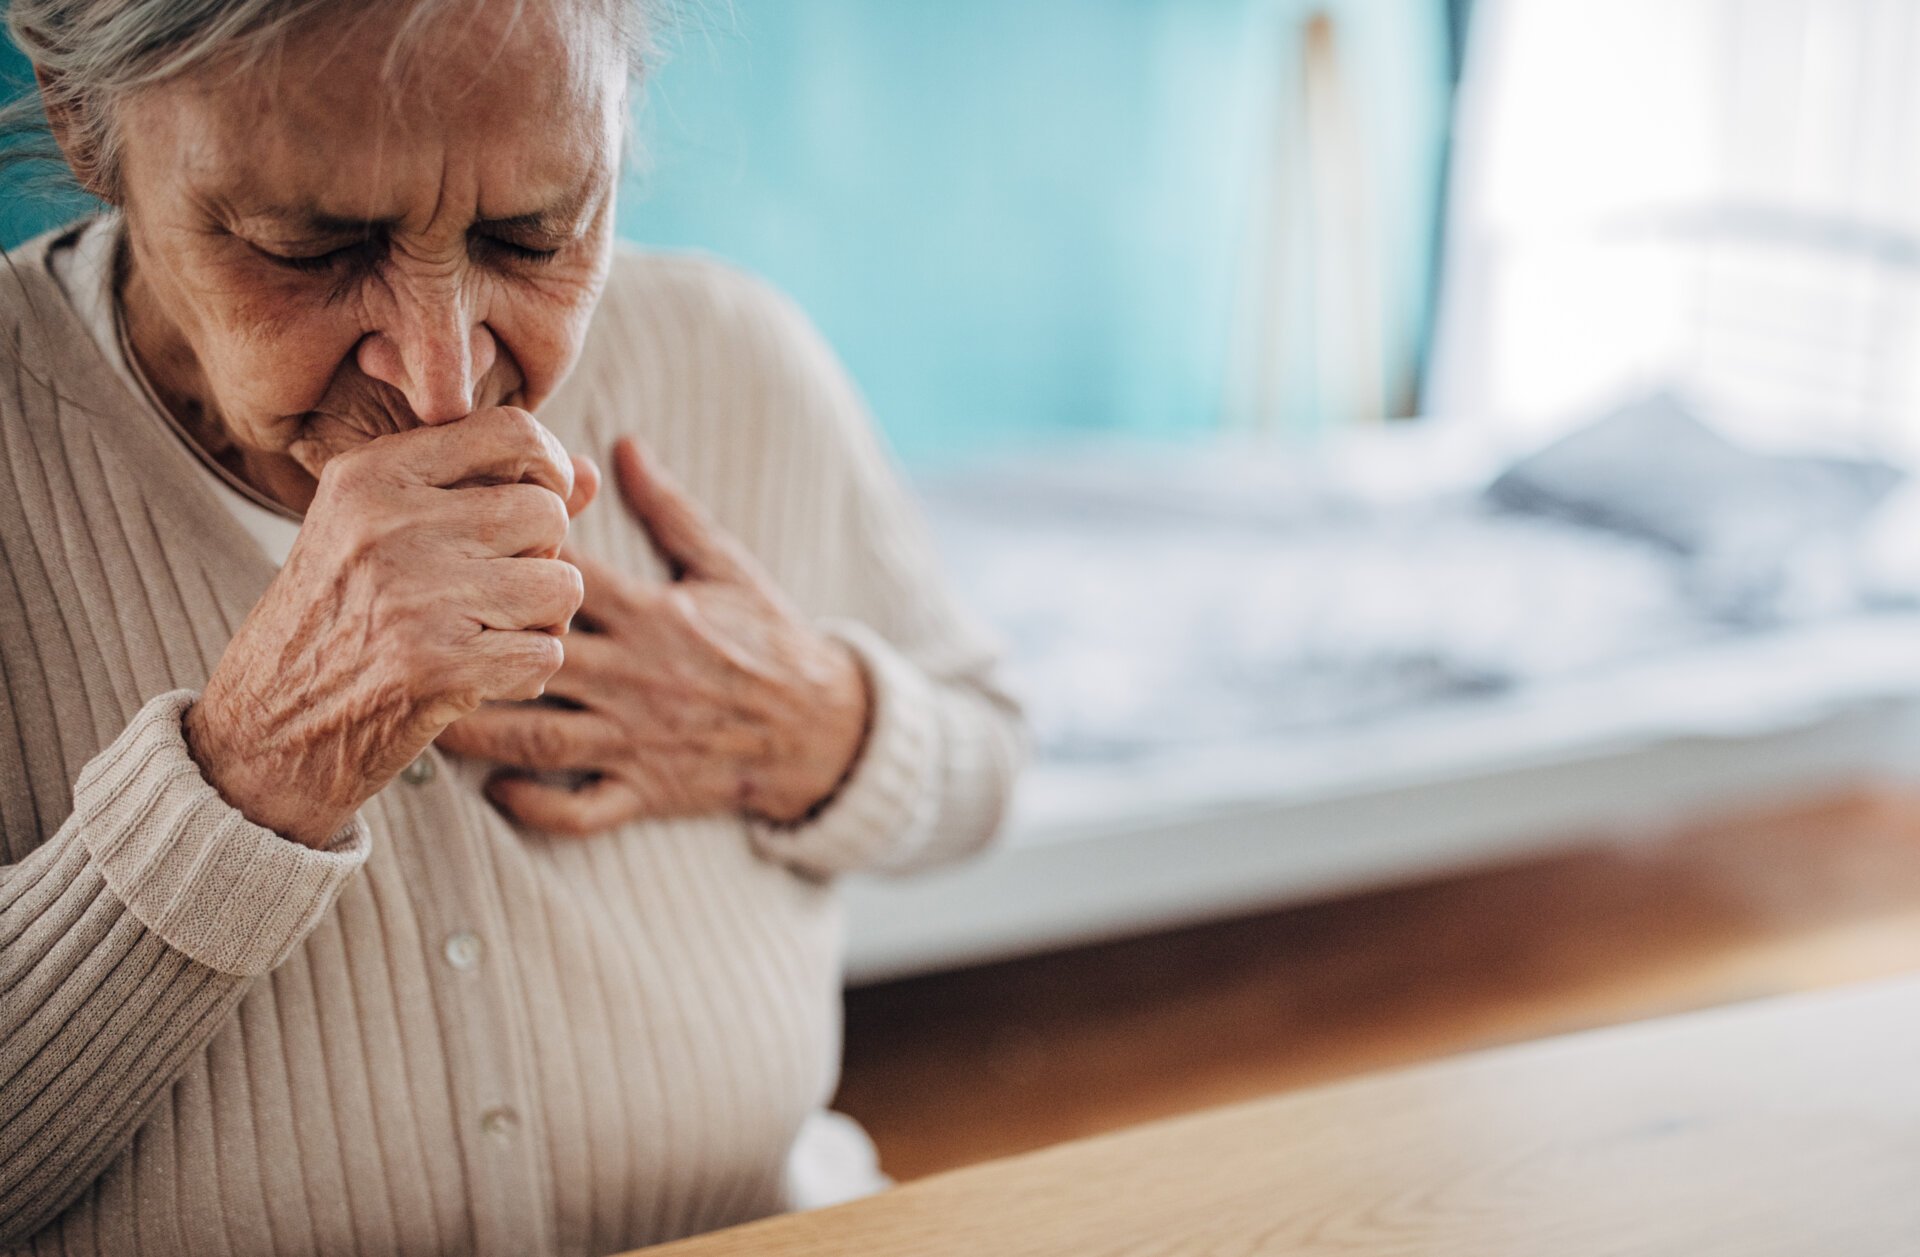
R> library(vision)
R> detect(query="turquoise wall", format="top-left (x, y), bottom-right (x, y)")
top-left (1, 1), bottom-right (1454, 465)
top-left (0, 36), bottom-right (93, 247)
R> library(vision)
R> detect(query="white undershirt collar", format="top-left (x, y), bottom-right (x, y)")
top-left (54, 213), bottom-right (304, 567)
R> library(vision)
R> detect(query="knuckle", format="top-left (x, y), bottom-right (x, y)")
top-left (529, 560), bottom-right (584, 622)
top-left (316, 471), bottom-right (415, 562)
top-left (323, 443), bottom-right (404, 504)
top-left (488, 635), bottom-right (563, 704)
top-left (494, 406), bottom-right (546, 455)
top-left (523, 719), bottom-right (571, 766)
top-left (528, 632), bottom-right (568, 679)
top-left (661, 586), bottom-right (704, 628)
top-left (495, 676), bottom-right (539, 703)
top-left (494, 483), bottom-right (567, 550)
top-left (535, 488), bottom-right (571, 547)
top-left (486, 407), bottom-right (570, 495)
top-left (319, 446), bottom-right (372, 493)
top-left (496, 669), bottom-right (547, 704)
top-left (339, 510), bottom-right (398, 564)
top-left (558, 559), bottom-right (586, 607)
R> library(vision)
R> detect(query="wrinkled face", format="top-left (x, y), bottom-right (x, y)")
top-left (109, 0), bottom-right (626, 481)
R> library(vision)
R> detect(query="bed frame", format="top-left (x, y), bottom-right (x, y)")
top-left (843, 615), bottom-right (1920, 983)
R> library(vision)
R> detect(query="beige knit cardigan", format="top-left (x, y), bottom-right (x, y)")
top-left (0, 221), bottom-right (1023, 1256)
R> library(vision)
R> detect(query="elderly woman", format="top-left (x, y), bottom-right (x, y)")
top-left (0, 0), bottom-right (1023, 1252)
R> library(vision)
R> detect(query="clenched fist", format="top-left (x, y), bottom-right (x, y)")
top-left (185, 407), bottom-right (598, 848)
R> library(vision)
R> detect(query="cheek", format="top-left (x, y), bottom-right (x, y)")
top-left (488, 268), bottom-right (608, 407)
top-left (146, 243), bottom-right (367, 450)
top-left (204, 303), bottom-right (366, 439)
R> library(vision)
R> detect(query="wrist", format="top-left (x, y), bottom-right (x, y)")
top-left (790, 637), bottom-right (874, 824)
top-left (748, 636), bottom-right (872, 826)
top-left (184, 695), bottom-right (345, 850)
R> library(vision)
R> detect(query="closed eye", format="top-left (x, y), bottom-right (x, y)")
top-left (254, 238), bottom-right (382, 275)
top-left (471, 235), bottom-right (561, 266)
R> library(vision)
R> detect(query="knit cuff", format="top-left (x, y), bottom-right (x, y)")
top-left (748, 620), bottom-right (940, 879)
top-left (74, 690), bottom-right (370, 978)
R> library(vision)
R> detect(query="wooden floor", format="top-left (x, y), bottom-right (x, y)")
top-left (834, 786), bottom-right (1920, 1180)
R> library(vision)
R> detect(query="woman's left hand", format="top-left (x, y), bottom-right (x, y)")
top-left (436, 437), bottom-right (871, 835)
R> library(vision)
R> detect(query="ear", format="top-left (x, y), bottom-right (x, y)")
top-left (34, 66), bottom-right (116, 201)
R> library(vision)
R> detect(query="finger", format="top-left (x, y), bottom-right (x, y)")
top-left (539, 631), bottom-right (623, 704)
top-left (383, 407), bottom-right (576, 502)
top-left (567, 454), bottom-right (600, 519)
top-left (612, 437), bottom-right (743, 582)
top-left (463, 630), bottom-right (566, 704)
top-left (487, 773), bottom-right (644, 837)
top-left (547, 623), bottom-right (625, 671)
top-left (443, 482), bottom-right (570, 558)
top-left (536, 628), bottom-right (722, 714)
top-left (558, 544), bottom-right (642, 625)
top-left (436, 703), bottom-right (624, 771)
top-left (464, 556), bottom-right (583, 633)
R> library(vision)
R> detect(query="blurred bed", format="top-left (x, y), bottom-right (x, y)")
top-left (845, 398), bottom-right (1920, 982)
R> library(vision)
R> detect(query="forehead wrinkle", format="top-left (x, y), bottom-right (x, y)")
top-left (212, 1), bottom-right (594, 146)
top-left (359, 0), bottom-right (613, 130)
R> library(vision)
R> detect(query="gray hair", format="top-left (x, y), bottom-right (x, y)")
top-left (1, 0), bottom-right (660, 207)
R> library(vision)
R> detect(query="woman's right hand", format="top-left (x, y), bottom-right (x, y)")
top-left (184, 406), bottom-right (597, 848)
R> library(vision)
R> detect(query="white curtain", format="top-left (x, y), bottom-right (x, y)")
top-left (1428, 0), bottom-right (1920, 460)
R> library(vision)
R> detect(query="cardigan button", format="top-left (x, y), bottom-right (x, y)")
top-left (480, 1107), bottom-right (519, 1140)
top-left (400, 755), bottom-right (436, 786)
top-left (443, 931), bottom-right (484, 972)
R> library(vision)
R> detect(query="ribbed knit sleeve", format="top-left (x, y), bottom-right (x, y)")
top-left (726, 271), bottom-right (1028, 880)
top-left (0, 690), bottom-right (368, 1245)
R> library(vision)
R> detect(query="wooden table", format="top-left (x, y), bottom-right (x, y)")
top-left (640, 976), bottom-right (1920, 1256)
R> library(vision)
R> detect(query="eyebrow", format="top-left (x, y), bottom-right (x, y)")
top-left (252, 182), bottom-right (602, 240)
top-left (477, 180), bottom-right (602, 237)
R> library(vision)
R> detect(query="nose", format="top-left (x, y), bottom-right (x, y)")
top-left (355, 281), bottom-right (499, 426)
